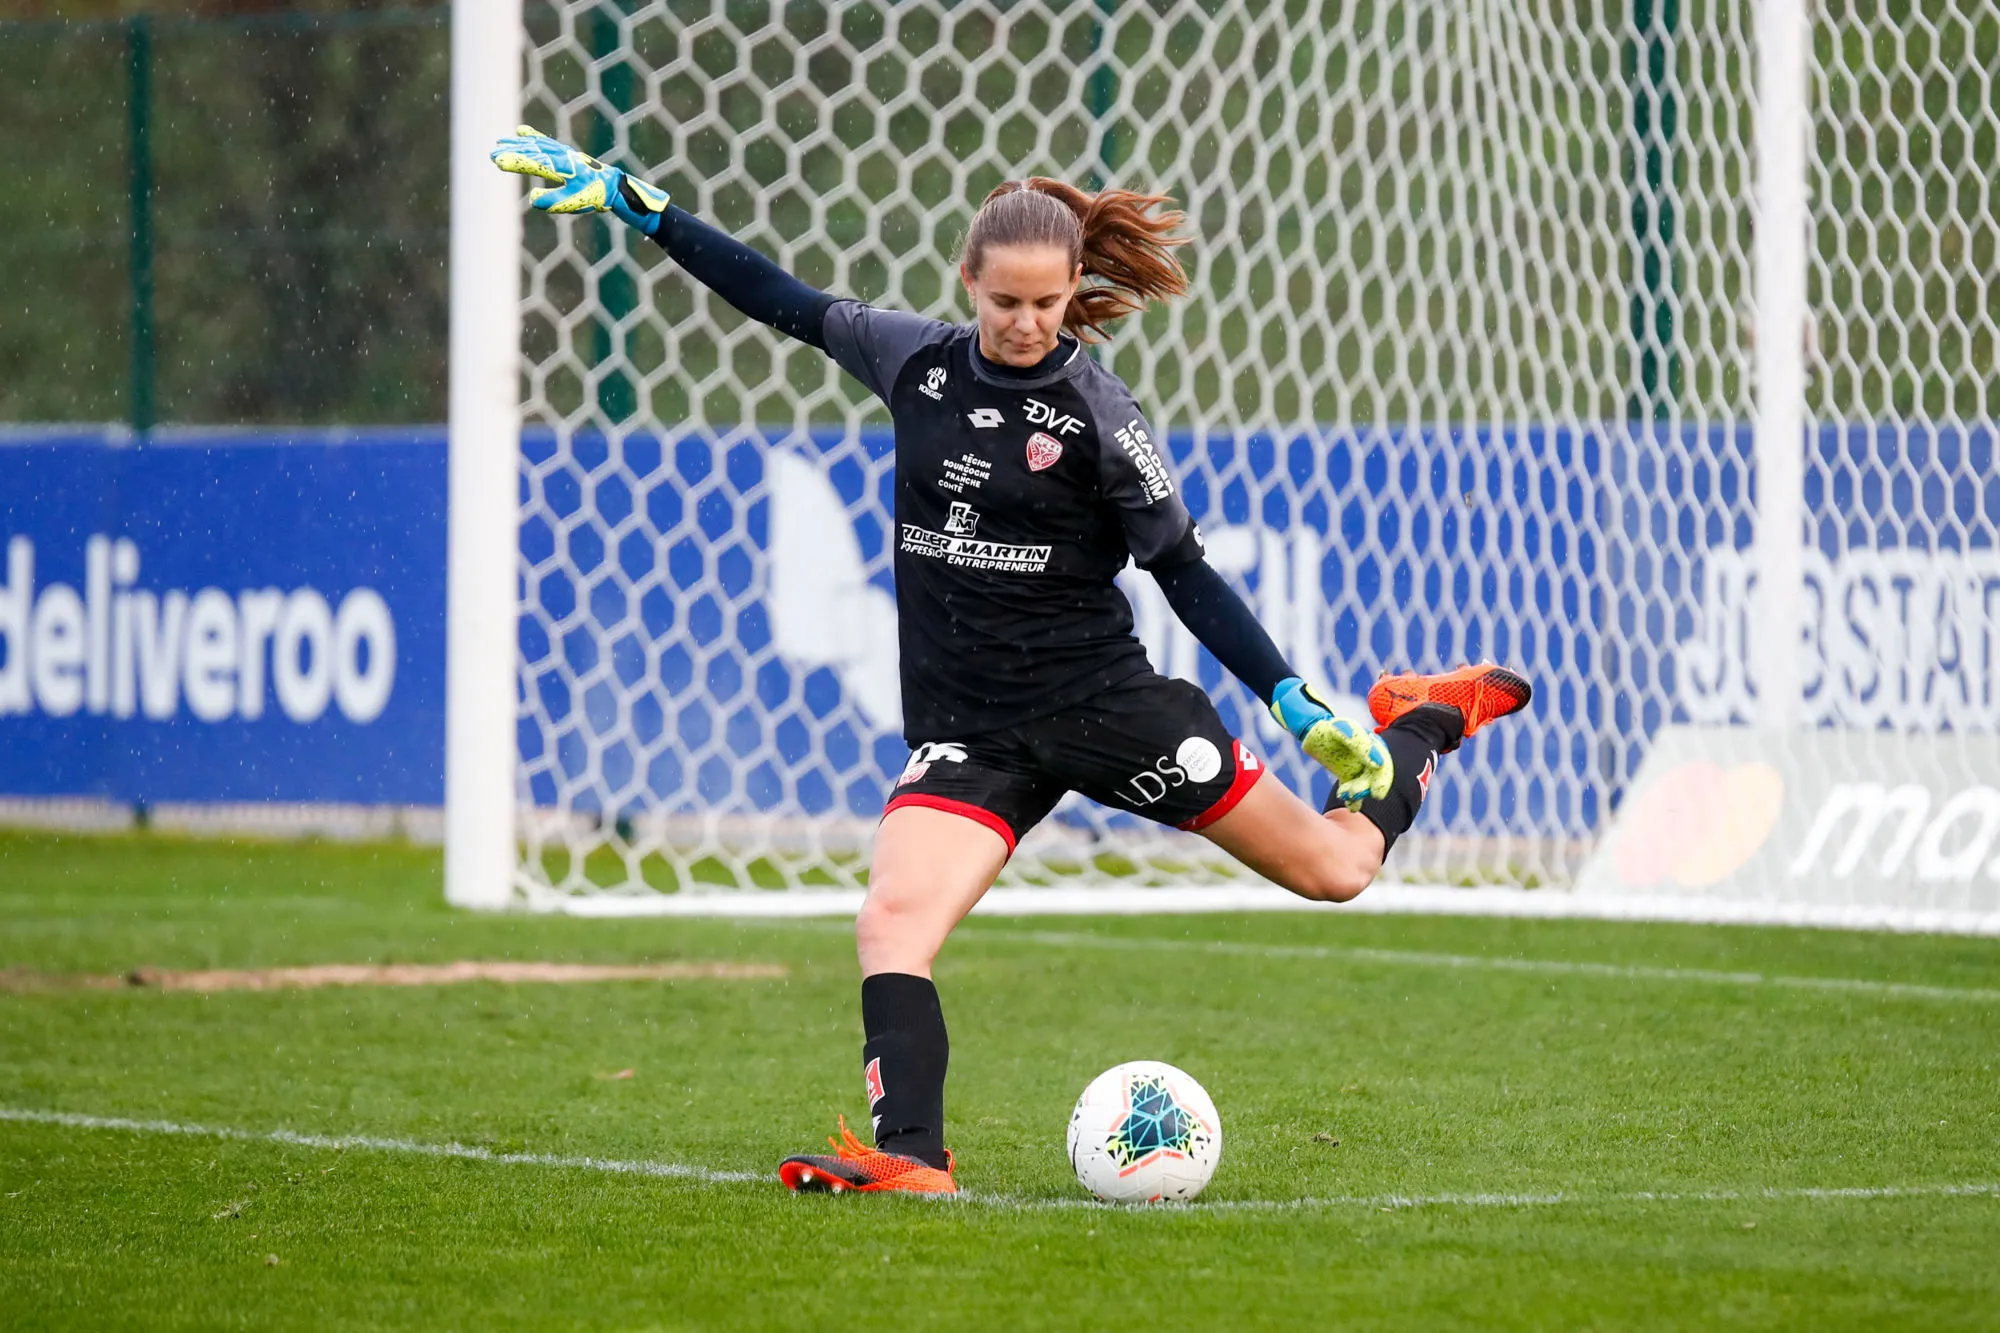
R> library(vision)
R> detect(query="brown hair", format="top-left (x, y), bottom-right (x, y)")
top-left (959, 178), bottom-right (1190, 341)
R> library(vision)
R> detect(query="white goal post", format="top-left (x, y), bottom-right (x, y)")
top-left (446, 0), bottom-right (524, 909)
top-left (448, 0), bottom-right (2000, 927)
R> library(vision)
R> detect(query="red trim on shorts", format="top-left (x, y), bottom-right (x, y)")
top-left (882, 793), bottom-right (1018, 855)
top-left (1178, 740), bottom-right (1265, 833)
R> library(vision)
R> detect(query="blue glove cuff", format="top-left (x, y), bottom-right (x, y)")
top-left (1270, 676), bottom-right (1330, 743)
top-left (609, 174), bottom-right (670, 237)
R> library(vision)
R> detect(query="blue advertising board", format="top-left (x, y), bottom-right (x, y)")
top-left (5, 421), bottom-right (1989, 835)
top-left (515, 420), bottom-right (1994, 846)
top-left (513, 423), bottom-right (1611, 837)
top-left (0, 429), bottom-right (446, 804)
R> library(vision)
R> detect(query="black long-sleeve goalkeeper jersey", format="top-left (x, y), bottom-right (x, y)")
top-left (821, 302), bottom-right (1206, 743)
top-left (643, 208), bottom-right (1294, 729)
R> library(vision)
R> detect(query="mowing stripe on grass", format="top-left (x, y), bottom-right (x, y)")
top-left (952, 928), bottom-right (2000, 1004)
top-left (5, 1107), bottom-right (1996, 1214)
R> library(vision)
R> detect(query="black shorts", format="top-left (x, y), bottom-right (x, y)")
top-left (882, 672), bottom-right (1267, 853)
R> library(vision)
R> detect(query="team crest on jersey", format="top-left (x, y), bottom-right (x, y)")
top-left (1025, 431), bottom-right (1064, 472)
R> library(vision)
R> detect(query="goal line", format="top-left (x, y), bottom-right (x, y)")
top-left (545, 881), bottom-right (2000, 937)
top-left (6, 1107), bottom-right (1994, 1215)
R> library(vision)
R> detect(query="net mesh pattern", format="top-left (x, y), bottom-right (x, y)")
top-left (513, 0), bottom-right (1997, 904)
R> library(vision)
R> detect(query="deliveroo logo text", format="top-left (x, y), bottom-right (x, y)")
top-left (0, 536), bottom-right (396, 725)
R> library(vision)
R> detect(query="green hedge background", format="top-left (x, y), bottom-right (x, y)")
top-left (0, 6), bottom-right (448, 424)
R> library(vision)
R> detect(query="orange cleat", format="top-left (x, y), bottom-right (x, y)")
top-left (1368, 663), bottom-right (1533, 741)
top-left (778, 1118), bottom-right (958, 1195)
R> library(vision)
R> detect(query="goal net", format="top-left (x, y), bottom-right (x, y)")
top-left (494, 0), bottom-right (1999, 913)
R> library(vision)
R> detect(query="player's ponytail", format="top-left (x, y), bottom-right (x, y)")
top-left (961, 178), bottom-right (1190, 341)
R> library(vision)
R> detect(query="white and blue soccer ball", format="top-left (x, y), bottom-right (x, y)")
top-left (1067, 1060), bottom-right (1222, 1203)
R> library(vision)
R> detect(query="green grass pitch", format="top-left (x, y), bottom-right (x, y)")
top-left (1, 830), bottom-right (1997, 1330)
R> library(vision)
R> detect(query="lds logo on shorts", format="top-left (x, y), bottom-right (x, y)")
top-left (1025, 431), bottom-right (1064, 472)
top-left (1125, 736), bottom-right (1225, 805)
top-left (920, 366), bottom-right (948, 400)
top-left (897, 741), bottom-right (969, 786)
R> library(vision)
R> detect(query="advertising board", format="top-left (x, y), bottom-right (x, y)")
top-left (0, 430), bottom-right (445, 804)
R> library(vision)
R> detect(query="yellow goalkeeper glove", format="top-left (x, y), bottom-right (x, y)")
top-left (1270, 676), bottom-right (1394, 810)
top-left (489, 126), bottom-right (671, 234)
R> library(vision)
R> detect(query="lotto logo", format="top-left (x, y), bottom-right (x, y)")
top-left (967, 408), bottom-right (1005, 429)
top-left (920, 366), bottom-right (948, 400)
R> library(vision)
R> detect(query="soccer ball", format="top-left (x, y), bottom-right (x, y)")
top-left (1067, 1060), bottom-right (1222, 1203)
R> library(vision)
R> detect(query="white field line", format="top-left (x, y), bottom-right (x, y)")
top-left (0, 1107), bottom-right (761, 1185)
top-left (960, 1181), bottom-right (2000, 1213)
top-left (4, 1106), bottom-right (1995, 1215)
top-left (951, 928), bottom-right (2000, 1004)
top-left (550, 884), bottom-right (2000, 937)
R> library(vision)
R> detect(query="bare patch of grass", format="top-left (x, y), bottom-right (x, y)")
top-left (0, 960), bottom-right (785, 994)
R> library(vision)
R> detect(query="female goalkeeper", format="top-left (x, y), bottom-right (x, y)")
top-left (493, 129), bottom-right (1531, 1196)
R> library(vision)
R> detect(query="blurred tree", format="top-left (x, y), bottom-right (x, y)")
top-left (2, 2), bottom-right (395, 18)
top-left (151, 11), bottom-right (449, 421)
top-left (0, 4), bottom-right (449, 424)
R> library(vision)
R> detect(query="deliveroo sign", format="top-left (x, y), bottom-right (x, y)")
top-left (0, 432), bottom-right (447, 805)
top-left (0, 536), bottom-right (395, 726)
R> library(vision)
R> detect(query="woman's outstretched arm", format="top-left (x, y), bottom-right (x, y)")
top-left (1150, 554), bottom-right (1390, 806)
top-left (1150, 557), bottom-right (1291, 703)
top-left (648, 205), bottom-right (837, 350)
top-left (490, 126), bottom-right (836, 347)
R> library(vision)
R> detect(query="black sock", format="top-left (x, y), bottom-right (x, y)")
top-left (1338, 703), bottom-right (1464, 856)
top-left (860, 972), bottom-right (950, 1169)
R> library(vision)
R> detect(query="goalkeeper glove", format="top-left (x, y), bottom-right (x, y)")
top-left (489, 126), bottom-right (671, 235)
top-left (1270, 676), bottom-right (1395, 810)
